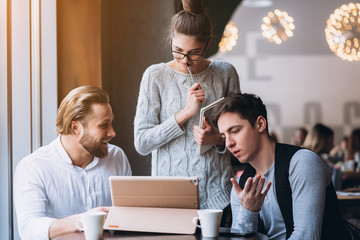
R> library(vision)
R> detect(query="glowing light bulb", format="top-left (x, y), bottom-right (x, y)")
top-left (325, 3), bottom-right (360, 61)
top-left (261, 9), bottom-right (295, 44)
top-left (219, 21), bottom-right (239, 53)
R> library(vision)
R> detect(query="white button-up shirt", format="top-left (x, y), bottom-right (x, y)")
top-left (14, 136), bottom-right (132, 240)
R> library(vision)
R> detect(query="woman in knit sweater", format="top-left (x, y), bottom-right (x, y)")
top-left (134, 0), bottom-right (240, 214)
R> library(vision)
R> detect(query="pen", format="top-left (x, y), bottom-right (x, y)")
top-left (186, 63), bottom-right (203, 110)
top-left (186, 63), bottom-right (196, 85)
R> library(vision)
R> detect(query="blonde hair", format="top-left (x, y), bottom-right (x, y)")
top-left (302, 123), bottom-right (334, 155)
top-left (55, 86), bottom-right (110, 135)
top-left (171, 0), bottom-right (212, 44)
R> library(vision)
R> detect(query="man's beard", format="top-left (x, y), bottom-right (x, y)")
top-left (79, 130), bottom-right (109, 158)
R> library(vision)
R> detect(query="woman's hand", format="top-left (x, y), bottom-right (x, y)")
top-left (193, 117), bottom-right (223, 146)
top-left (184, 83), bottom-right (205, 116)
top-left (175, 83), bottom-right (205, 127)
top-left (230, 176), bottom-right (271, 212)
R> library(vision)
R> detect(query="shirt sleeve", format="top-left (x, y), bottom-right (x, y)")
top-left (288, 149), bottom-right (330, 240)
top-left (230, 184), bottom-right (259, 233)
top-left (14, 159), bottom-right (56, 240)
top-left (134, 67), bottom-right (184, 155)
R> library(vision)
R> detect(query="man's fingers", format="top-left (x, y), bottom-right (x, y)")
top-left (254, 177), bottom-right (264, 194)
top-left (250, 175), bottom-right (260, 193)
top-left (243, 177), bottom-right (253, 193)
top-left (230, 178), bottom-right (243, 196)
top-left (99, 207), bottom-right (110, 213)
top-left (260, 181), bottom-right (272, 201)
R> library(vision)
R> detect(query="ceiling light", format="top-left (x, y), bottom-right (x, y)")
top-left (261, 9), bottom-right (295, 44)
top-left (325, 3), bottom-right (360, 61)
top-left (219, 21), bottom-right (239, 53)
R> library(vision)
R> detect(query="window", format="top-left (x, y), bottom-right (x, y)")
top-left (0, 0), bottom-right (57, 239)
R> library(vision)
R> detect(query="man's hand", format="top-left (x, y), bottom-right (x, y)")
top-left (49, 206), bottom-right (110, 239)
top-left (230, 176), bottom-right (271, 212)
top-left (85, 206), bottom-right (110, 214)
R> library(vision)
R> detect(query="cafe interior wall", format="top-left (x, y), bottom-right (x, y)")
top-left (101, 0), bottom-right (360, 176)
top-left (211, 0), bottom-right (360, 145)
top-left (101, 0), bottom-right (175, 176)
top-left (100, 0), bottom-right (360, 176)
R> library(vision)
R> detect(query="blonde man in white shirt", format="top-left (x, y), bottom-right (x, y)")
top-left (14, 86), bottom-right (132, 240)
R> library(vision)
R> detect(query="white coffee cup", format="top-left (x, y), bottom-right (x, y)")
top-left (192, 209), bottom-right (223, 237)
top-left (75, 212), bottom-right (106, 240)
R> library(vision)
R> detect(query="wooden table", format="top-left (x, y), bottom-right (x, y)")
top-left (55, 229), bottom-right (269, 240)
top-left (337, 193), bottom-right (360, 207)
top-left (341, 171), bottom-right (360, 189)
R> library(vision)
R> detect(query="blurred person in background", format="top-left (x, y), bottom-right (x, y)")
top-left (330, 136), bottom-right (349, 163)
top-left (346, 129), bottom-right (360, 171)
top-left (302, 123), bottom-right (334, 158)
top-left (302, 123), bottom-right (342, 190)
top-left (291, 127), bottom-right (307, 147)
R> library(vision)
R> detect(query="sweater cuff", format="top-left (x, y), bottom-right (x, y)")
top-left (161, 115), bottom-right (184, 139)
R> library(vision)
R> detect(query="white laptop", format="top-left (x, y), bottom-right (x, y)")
top-left (103, 176), bottom-right (199, 234)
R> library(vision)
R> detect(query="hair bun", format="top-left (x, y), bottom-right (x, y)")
top-left (182, 0), bottom-right (204, 14)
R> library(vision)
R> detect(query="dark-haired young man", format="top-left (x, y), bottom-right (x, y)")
top-left (212, 93), bottom-right (349, 239)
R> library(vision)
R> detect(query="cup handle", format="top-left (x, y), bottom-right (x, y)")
top-left (192, 216), bottom-right (202, 228)
top-left (75, 219), bottom-right (84, 231)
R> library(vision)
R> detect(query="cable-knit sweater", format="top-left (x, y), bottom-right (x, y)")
top-left (134, 61), bottom-right (240, 209)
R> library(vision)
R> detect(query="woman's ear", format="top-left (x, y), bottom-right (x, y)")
top-left (257, 116), bottom-right (267, 133)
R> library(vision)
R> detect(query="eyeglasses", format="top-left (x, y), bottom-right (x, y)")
top-left (171, 50), bottom-right (205, 61)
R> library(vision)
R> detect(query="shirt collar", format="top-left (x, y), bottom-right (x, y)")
top-left (55, 135), bottom-right (100, 169)
top-left (55, 135), bottom-right (73, 166)
top-left (84, 157), bottom-right (99, 170)
top-left (264, 163), bottom-right (275, 177)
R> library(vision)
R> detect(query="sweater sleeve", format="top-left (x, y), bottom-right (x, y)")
top-left (225, 63), bottom-right (241, 96)
top-left (134, 66), bottom-right (184, 156)
top-left (288, 149), bottom-right (329, 240)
